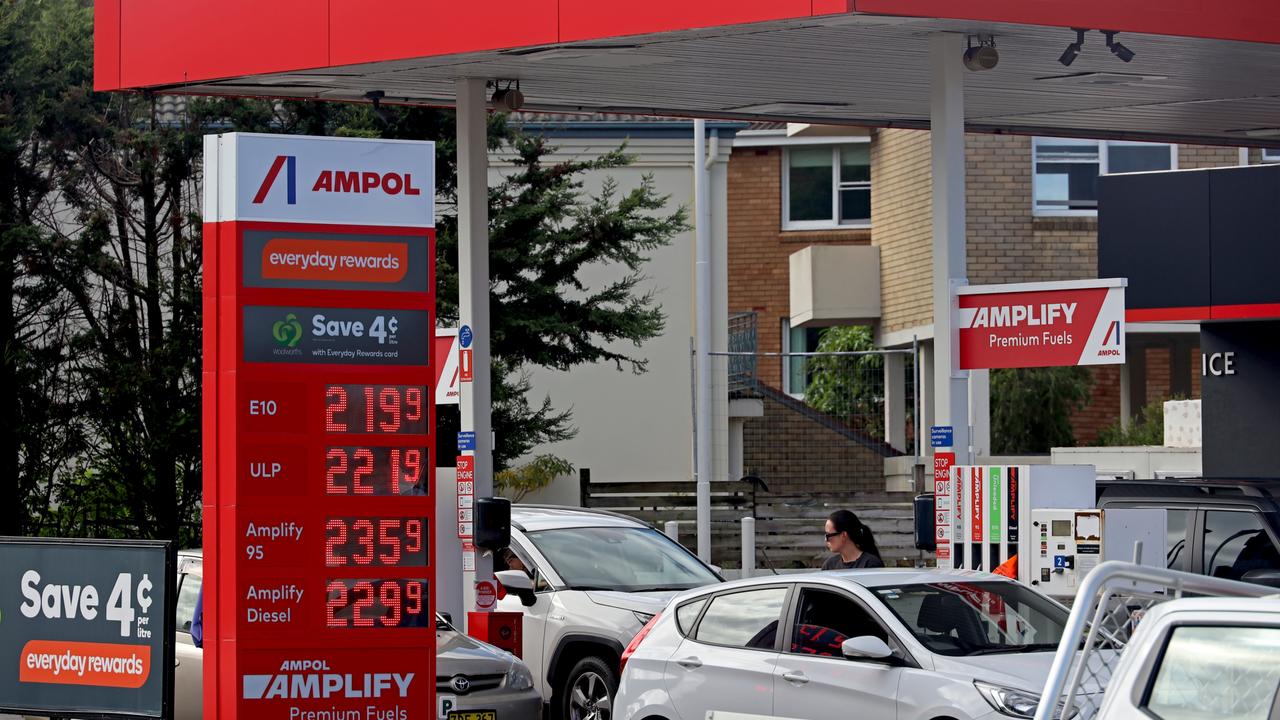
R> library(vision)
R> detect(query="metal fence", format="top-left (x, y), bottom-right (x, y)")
top-left (1035, 561), bottom-right (1276, 720)
top-left (694, 342), bottom-right (921, 568)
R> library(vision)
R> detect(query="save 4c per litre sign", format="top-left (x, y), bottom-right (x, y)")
top-left (956, 279), bottom-right (1126, 370)
top-left (0, 538), bottom-right (175, 719)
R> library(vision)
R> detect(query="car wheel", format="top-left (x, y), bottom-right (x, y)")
top-left (561, 656), bottom-right (616, 720)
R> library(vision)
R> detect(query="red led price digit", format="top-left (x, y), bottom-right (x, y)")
top-left (353, 449), bottom-right (374, 494)
top-left (405, 519), bottom-right (423, 555)
top-left (404, 449), bottom-right (422, 487)
top-left (362, 387), bottom-right (376, 433)
top-left (325, 386), bottom-right (349, 432)
top-left (326, 580), bottom-right (348, 628)
top-left (325, 519), bottom-right (347, 567)
top-left (325, 449), bottom-right (348, 494)
top-left (406, 387), bottom-right (422, 423)
top-left (380, 582), bottom-right (402, 626)
top-left (406, 581), bottom-right (423, 617)
top-left (352, 520), bottom-right (375, 565)
top-left (389, 449), bottom-right (402, 494)
top-left (379, 388), bottom-right (402, 433)
top-left (353, 581), bottom-right (376, 628)
top-left (377, 519), bottom-right (402, 565)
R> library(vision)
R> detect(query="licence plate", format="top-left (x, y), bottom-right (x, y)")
top-left (449, 711), bottom-right (496, 720)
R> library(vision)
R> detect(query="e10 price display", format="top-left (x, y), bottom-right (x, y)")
top-left (325, 578), bottom-right (429, 629)
top-left (325, 447), bottom-right (427, 495)
top-left (326, 384), bottom-right (427, 435)
top-left (325, 517), bottom-right (428, 567)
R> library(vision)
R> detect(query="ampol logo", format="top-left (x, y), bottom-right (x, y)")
top-left (253, 155), bottom-right (297, 205)
top-left (272, 313), bottom-right (303, 348)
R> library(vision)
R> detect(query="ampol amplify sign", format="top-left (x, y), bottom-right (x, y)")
top-left (956, 279), bottom-right (1126, 370)
top-left (204, 133), bottom-right (433, 227)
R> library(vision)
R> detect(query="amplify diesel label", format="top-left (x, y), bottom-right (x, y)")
top-left (244, 306), bottom-right (430, 366)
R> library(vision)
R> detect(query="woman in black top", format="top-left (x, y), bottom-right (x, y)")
top-left (821, 509), bottom-right (885, 570)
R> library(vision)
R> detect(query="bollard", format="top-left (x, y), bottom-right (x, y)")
top-left (664, 521), bottom-right (680, 543)
top-left (741, 517), bottom-right (756, 579)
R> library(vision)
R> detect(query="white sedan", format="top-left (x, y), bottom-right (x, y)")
top-left (615, 569), bottom-right (1085, 720)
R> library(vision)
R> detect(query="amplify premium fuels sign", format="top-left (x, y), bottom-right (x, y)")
top-left (0, 538), bottom-right (175, 719)
top-left (956, 279), bottom-right (1126, 370)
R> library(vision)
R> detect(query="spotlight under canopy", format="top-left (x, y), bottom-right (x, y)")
top-left (1059, 28), bottom-right (1088, 67)
top-left (1105, 31), bottom-right (1136, 62)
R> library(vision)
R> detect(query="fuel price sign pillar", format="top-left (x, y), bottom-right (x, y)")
top-left (202, 133), bottom-right (436, 720)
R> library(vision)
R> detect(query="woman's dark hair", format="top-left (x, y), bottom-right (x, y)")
top-left (829, 510), bottom-right (881, 559)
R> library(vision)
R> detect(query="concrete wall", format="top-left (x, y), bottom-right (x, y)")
top-left (488, 135), bottom-right (730, 504)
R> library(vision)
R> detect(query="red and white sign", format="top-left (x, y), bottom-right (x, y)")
top-left (475, 581), bottom-right (497, 611)
top-left (970, 467), bottom-right (985, 544)
top-left (459, 349), bottom-right (473, 383)
top-left (456, 456), bottom-right (475, 539)
top-left (933, 452), bottom-right (955, 563)
top-left (435, 329), bottom-right (460, 405)
top-left (957, 279), bottom-right (1126, 370)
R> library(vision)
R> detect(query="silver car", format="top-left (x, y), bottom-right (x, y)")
top-left (174, 551), bottom-right (541, 720)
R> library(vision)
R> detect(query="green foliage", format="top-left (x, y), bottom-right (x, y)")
top-left (805, 326), bottom-right (890, 440)
top-left (495, 455), bottom-right (575, 503)
top-left (991, 367), bottom-right (1092, 454)
top-left (1095, 397), bottom-right (1169, 446)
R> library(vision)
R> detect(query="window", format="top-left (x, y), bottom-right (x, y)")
top-left (1144, 625), bottom-right (1280, 720)
top-left (175, 569), bottom-right (202, 634)
top-left (1165, 509), bottom-right (1191, 573)
top-left (676, 598), bottom-right (708, 637)
top-left (1263, 148), bottom-right (1280, 163)
top-left (498, 543), bottom-right (551, 592)
top-left (694, 587), bottom-right (789, 649)
top-left (782, 319), bottom-right (822, 397)
top-left (873, 581), bottom-right (1068, 657)
top-left (790, 588), bottom-right (887, 657)
top-left (1202, 510), bottom-right (1280, 581)
top-left (1033, 138), bottom-right (1175, 215)
top-left (525, 526), bottom-right (720, 592)
top-left (783, 144), bottom-right (871, 229)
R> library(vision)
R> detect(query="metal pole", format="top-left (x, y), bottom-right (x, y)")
top-left (456, 77), bottom-right (494, 627)
top-left (694, 119), bottom-right (712, 563)
top-left (929, 33), bottom-right (972, 466)
top-left (740, 517), bottom-right (756, 579)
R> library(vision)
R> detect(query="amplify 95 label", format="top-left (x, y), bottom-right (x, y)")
top-left (243, 306), bottom-right (430, 366)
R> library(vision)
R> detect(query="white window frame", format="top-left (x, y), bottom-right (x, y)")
top-left (1262, 148), bottom-right (1280, 163)
top-left (782, 141), bottom-right (872, 231)
top-left (1032, 138), bottom-right (1178, 217)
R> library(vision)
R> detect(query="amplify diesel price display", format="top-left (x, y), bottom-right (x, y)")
top-left (204, 133), bottom-right (436, 720)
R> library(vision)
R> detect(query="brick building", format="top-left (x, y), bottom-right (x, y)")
top-left (727, 126), bottom-right (1259, 458)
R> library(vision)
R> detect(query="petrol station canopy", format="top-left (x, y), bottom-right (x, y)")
top-left (96, 1), bottom-right (1280, 147)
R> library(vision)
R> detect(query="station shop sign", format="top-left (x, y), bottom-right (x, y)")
top-left (956, 279), bottom-right (1126, 370)
top-left (203, 133), bottom-right (437, 720)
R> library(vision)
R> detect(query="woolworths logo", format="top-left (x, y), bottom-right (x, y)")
top-left (272, 313), bottom-right (303, 347)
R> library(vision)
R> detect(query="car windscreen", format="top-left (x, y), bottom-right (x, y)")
top-left (871, 581), bottom-right (1069, 656)
top-left (524, 526), bottom-right (720, 592)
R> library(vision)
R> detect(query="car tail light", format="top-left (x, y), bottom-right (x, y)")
top-left (620, 612), bottom-right (662, 674)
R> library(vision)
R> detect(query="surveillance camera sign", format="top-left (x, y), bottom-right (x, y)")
top-left (0, 538), bottom-right (175, 718)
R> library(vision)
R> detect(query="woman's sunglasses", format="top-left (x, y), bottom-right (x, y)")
top-left (824, 531), bottom-right (842, 540)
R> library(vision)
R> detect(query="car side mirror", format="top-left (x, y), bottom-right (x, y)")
top-left (437, 612), bottom-right (453, 629)
top-left (495, 570), bottom-right (537, 607)
top-left (1242, 569), bottom-right (1280, 588)
top-left (841, 636), bottom-right (894, 662)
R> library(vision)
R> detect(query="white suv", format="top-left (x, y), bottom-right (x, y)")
top-left (493, 506), bottom-right (723, 720)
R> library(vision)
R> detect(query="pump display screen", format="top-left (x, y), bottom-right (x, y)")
top-left (1052, 520), bottom-right (1072, 536)
top-left (324, 446), bottom-right (428, 495)
top-left (325, 384), bottom-right (428, 434)
top-left (325, 517), bottom-right (428, 567)
top-left (325, 578), bottom-right (431, 628)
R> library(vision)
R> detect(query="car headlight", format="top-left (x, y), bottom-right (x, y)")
top-left (506, 662), bottom-right (535, 692)
top-left (974, 681), bottom-right (1077, 719)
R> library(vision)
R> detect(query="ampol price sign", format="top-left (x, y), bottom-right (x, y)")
top-left (957, 279), bottom-right (1126, 370)
top-left (203, 133), bottom-right (436, 720)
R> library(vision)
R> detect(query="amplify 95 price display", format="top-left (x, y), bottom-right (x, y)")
top-left (325, 446), bottom-right (427, 495)
top-left (325, 579), bottom-right (429, 629)
top-left (325, 517), bottom-right (428, 567)
top-left (325, 384), bottom-right (427, 434)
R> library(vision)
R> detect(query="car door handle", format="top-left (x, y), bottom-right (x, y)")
top-left (782, 671), bottom-right (809, 685)
top-left (675, 657), bottom-right (703, 670)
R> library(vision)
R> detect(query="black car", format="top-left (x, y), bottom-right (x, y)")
top-left (1096, 477), bottom-right (1280, 584)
